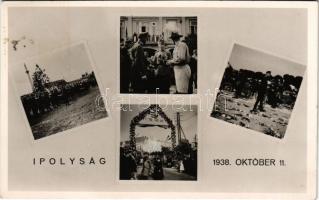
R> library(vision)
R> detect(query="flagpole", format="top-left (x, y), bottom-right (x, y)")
top-left (24, 63), bottom-right (34, 92)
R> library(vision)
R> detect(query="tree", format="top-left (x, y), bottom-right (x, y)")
top-left (294, 76), bottom-right (303, 89)
top-left (32, 64), bottom-right (50, 92)
top-left (161, 146), bottom-right (171, 154)
top-left (175, 140), bottom-right (192, 157)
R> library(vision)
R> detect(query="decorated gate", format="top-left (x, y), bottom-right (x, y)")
top-left (129, 104), bottom-right (176, 150)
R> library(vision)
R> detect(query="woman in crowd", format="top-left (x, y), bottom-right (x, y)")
top-left (179, 159), bottom-right (185, 173)
top-left (167, 32), bottom-right (191, 94)
top-left (139, 153), bottom-right (152, 180)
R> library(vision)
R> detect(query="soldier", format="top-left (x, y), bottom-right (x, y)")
top-left (251, 71), bottom-right (272, 112)
top-left (129, 32), bottom-right (149, 93)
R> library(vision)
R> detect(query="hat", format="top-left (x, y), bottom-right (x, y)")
top-left (169, 32), bottom-right (183, 40)
top-left (138, 32), bottom-right (149, 39)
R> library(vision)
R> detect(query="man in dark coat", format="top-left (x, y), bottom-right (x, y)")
top-left (120, 147), bottom-right (130, 180)
top-left (120, 40), bottom-right (132, 93)
top-left (152, 153), bottom-right (164, 180)
top-left (252, 71), bottom-right (272, 112)
top-left (129, 32), bottom-right (149, 93)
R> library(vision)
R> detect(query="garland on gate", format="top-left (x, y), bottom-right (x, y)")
top-left (129, 104), bottom-right (176, 150)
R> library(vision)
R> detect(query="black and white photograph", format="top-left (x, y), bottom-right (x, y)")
top-left (120, 16), bottom-right (197, 94)
top-left (120, 104), bottom-right (197, 180)
top-left (13, 43), bottom-right (108, 140)
top-left (2, 2), bottom-right (317, 198)
top-left (211, 44), bottom-right (305, 139)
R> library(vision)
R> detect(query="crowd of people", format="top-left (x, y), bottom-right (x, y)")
top-left (120, 32), bottom-right (197, 94)
top-left (219, 63), bottom-right (303, 112)
top-left (21, 71), bottom-right (98, 122)
top-left (120, 147), bottom-right (197, 180)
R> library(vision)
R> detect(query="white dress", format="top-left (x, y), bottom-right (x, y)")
top-left (172, 41), bottom-right (191, 93)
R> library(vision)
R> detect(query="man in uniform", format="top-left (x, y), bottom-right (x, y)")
top-left (251, 71), bottom-right (272, 112)
top-left (129, 32), bottom-right (149, 93)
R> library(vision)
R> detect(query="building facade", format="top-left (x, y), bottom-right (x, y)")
top-left (120, 16), bottom-right (197, 44)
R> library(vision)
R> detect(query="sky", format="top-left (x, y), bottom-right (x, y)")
top-left (12, 43), bottom-right (94, 96)
top-left (120, 104), bottom-right (198, 144)
top-left (229, 44), bottom-right (306, 77)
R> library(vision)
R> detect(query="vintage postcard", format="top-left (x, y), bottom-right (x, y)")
top-left (0, 1), bottom-right (317, 199)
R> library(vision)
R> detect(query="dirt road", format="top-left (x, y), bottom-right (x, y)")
top-left (31, 87), bottom-right (107, 139)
